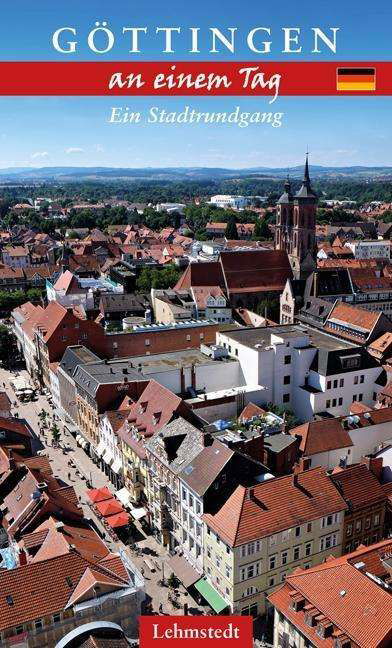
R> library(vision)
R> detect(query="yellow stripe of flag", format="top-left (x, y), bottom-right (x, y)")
top-left (337, 82), bottom-right (375, 91)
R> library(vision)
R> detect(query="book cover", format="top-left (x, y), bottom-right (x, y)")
top-left (0, 1), bottom-right (391, 648)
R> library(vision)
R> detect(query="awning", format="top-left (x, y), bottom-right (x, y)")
top-left (111, 457), bottom-right (123, 474)
top-left (130, 506), bottom-right (147, 521)
top-left (95, 439), bottom-right (106, 457)
top-left (86, 487), bottom-right (113, 503)
top-left (105, 511), bottom-right (130, 528)
top-left (194, 578), bottom-right (228, 613)
top-left (102, 449), bottom-right (114, 465)
top-left (167, 555), bottom-right (201, 589)
top-left (115, 487), bottom-right (131, 508)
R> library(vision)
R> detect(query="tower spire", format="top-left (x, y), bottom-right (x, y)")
top-left (304, 151), bottom-right (311, 188)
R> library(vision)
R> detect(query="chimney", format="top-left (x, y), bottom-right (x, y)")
top-left (246, 487), bottom-right (255, 501)
top-left (8, 449), bottom-right (16, 471)
top-left (18, 548), bottom-right (28, 566)
top-left (294, 457), bottom-right (311, 473)
top-left (360, 456), bottom-right (383, 480)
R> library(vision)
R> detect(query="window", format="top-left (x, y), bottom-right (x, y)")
top-left (339, 378), bottom-right (344, 387)
top-left (186, 334), bottom-right (191, 341)
top-left (365, 517), bottom-right (371, 530)
top-left (338, 397), bottom-right (343, 406)
top-left (269, 555), bottom-right (276, 570)
top-left (207, 546), bottom-right (211, 559)
top-left (327, 380), bottom-right (332, 389)
top-left (346, 523), bottom-right (353, 537)
top-left (358, 393), bottom-right (363, 402)
top-left (354, 376), bottom-right (359, 385)
top-left (373, 392), bottom-right (377, 401)
top-left (145, 339), bottom-right (150, 346)
top-left (269, 534), bottom-right (277, 546)
top-left (353, 394), bottom-right (357, 402)
top-left (360, 375), bottom-right (365, 384)
top-left (326, 399), bottom-right (331, 408)
top-left (307, 522), bottom-right (312, 533)
top-left (34, 619), bottom-right (43, 630)
top-left (283, 375), bottom-right (291, 385)
top-left (281, 550), bottom-right (288, 565)
top-left (293, 546), bottom-right (300, 561)
top-left (52, 613), bottom-right (61, 624)
top-left (332, 398), bottom-right (337, 407)
top-left (280, 572), bottom-right (287, 583)
top-left (305, 542), bottom-right (312, 557)
top-left (284, 355), bottom-right (291, 364)
top-left (321, 513), bottom-right (339, 528)
top-left (374, 513), bottom-right (380, 526)
top-left (268, 576), bottom-right (275, 587)
top-left (283, 393), bottom-right (290, 403)
top-left (320, 533), bottom-right (338, 551)
top-left (196, 501), bottom-right (201, 515)
top-left (295, 526), bottom-right (301, 537)
top-left (225, 565), bottom-right (231, 578)
top-left (333, 379), bottom-right (338, 388)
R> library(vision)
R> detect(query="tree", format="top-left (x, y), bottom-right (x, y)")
top-left (167, 573), bottom-right (179, 590)
top-left (225, 217), bottom-right (238, 240)
top-left (253, 218), bottom-right (273, 240)
top-left (0, 325), bottom-right (14, 367)
top-left (136, 266), bottom-right (181, 292)
top-left (51, 423), bottom-right (61, 446)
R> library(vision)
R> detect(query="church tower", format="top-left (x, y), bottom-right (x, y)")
top-left (275, 155), bottom-right (317, 279)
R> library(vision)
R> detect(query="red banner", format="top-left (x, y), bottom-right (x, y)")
top-left (0, 61), bottom-right (391, 95)
top-left (139, 616), bottom-right (253, 648)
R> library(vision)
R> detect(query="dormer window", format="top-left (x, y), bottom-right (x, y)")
top-left (153, 412), bottom-right (162, 425)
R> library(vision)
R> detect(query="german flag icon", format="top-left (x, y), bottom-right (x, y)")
top-left (337, 67), bottom-right (376, 91)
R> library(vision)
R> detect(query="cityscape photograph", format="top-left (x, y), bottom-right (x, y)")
top-left (1, 0), bottom-right (392, 647)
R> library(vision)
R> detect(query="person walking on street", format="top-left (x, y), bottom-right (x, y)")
top-left (159, 602), bottom-right (163, 614)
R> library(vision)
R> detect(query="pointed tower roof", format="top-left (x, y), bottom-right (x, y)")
top-left (295, 154), bottom-right (317, 201)
top-left (277, 175), bottom-right (293, 204)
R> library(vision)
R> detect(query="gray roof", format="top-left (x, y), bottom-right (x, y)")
top-left (145, 417), bottom-right (205, 474)
top-left (59, 346), bottom-right (100, 379)
top-left (99, 292), bottom-right (149, 313)
top-left (124, 348), bottom-right (236, 374)
top-left (73, 360), bottom-right (143, 398)
top-left (263, 432), bottom-right (297, 454)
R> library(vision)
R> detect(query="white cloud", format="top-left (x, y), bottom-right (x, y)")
top-left (31, 151), bottom-right (49, 159)
top-left (65, 147), bottom-right (84, 154)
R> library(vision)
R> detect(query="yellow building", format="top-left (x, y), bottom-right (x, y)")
top-left (202, 468), bottom-right (347, 618)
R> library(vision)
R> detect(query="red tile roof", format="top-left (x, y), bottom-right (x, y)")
top-left (118, 379), bottom-right (186, 440)
top-left (0, 551), bottom-right (128, 632)
top-left (325, 301), bottom-right (379, 336)
top-left (174, 262), bottom-right (225, 291)
top-left (290, 420), bottom-right (353, 456)
top-left (330, 463), bottom-right (387, 509)
top-left (239, 402), bottom-right (267, 422)
top-left (53, 270), bottom-right (83, 294)
top-left (269, 551), bottom-right (392, 648)
top-left (203, 467), bottom-right (347, 546)
top-left (291, 407), bottom-right (392, 457)
top-left (219, 249), bottom-right (292, 293)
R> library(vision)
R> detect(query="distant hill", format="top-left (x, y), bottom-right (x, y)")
top-left (0, 165), bottom-right (392, 183)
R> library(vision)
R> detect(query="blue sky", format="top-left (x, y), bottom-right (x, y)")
top-left (0, 0), bottom-right (391, 168)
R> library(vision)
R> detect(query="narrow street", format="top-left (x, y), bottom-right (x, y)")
top-left (0, 365), bottom-right (208, 617)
